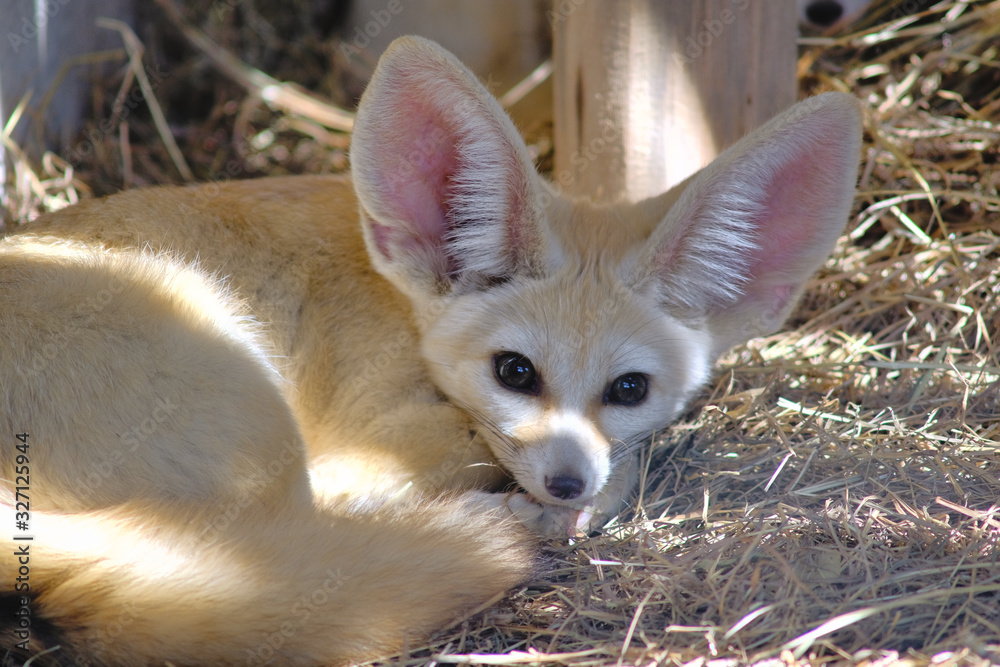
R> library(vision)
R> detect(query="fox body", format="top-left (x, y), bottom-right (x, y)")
top-left (0, 37), bottom-right (862, 665)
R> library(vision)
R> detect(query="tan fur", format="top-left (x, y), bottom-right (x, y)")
top-left (1, 36), bottom-right (862, 664)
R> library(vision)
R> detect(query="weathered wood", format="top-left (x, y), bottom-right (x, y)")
top-left (0, 0), bottom-right (134, 155)
top-left (552, 0), bottom-right (797, 202)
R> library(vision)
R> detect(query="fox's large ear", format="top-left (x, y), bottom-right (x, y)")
top-left (350, 36), bottom-right (549, 301)
top-left (630, 93), bottom-right (862, 357)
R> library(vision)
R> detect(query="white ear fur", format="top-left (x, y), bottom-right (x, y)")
top-left (350, 36), bottom-right (547, 301)
top-left (631, 92), bottom-right (863, 357)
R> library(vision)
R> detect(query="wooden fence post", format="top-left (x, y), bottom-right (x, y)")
top-left (551, 0), bottom-right (797, 202)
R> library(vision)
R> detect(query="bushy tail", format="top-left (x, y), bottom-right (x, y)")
top-left (1, 493), bottom-right (536, 666)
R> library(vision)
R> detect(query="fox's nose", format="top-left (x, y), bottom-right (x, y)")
top-left (545, 474), bottom-right (585, 500)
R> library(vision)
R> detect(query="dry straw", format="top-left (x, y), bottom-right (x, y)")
top-left (2, 1), bottom-right (999, 665)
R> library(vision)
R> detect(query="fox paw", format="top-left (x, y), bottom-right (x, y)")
top-left (463, 491), bottom-right (587, 538)
top-left (522, 501), bottom-right (585, 538)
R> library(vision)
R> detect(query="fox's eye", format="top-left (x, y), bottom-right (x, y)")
top-left (605, 373), bottom-right (648, 406)
top-left (493, 352), bottom-right (539, 394)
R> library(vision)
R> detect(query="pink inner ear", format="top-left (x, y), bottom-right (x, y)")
top-left (354, 44), bottom-right (545, 284)
top-left (745, 141), bottom-right (837, 286)
top-left (378, 104), bottom-right (460, 256)
top-left (370, 223), bottom-right (395, 260)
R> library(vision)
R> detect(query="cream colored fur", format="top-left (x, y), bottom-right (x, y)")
top-left (1, 36), bottom-right (861, 665)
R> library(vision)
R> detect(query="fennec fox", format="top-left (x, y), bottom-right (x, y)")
top-left (0, 36), bottom-right (861, 665)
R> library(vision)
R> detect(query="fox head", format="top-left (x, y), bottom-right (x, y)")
top-left (350, 36), bottom-right (862, 514)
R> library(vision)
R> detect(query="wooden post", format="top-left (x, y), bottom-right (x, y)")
top-left (551, 0), bottom-right (797, 202)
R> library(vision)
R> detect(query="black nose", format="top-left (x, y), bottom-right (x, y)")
top-left (544, 474), bottom-right (585, 500)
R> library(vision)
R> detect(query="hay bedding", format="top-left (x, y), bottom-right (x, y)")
top-left (3, 1), bottom-right (1000, 665)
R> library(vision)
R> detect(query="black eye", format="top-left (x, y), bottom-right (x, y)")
top-left (493, 352), bottom-right (539, 394)
top-left (605, 373), bottom-right (648, 406)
